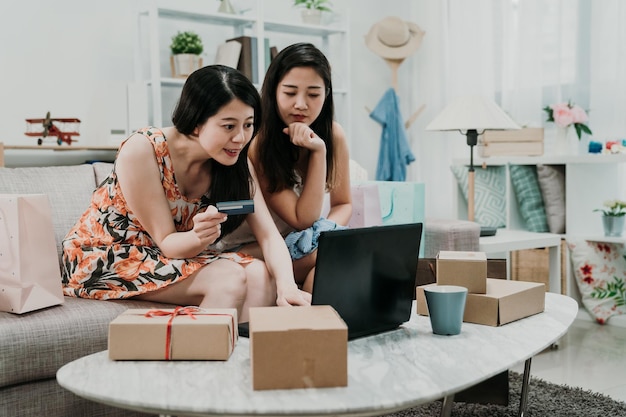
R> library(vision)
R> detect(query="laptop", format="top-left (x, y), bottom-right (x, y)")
top-left (238, 222), bottom-right (422, 340)
top-left (311, 222), bottom-right (423, 340)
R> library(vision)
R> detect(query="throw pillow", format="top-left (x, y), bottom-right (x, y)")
top-left (509, 165), bottom-right (549, 232)
top-left (451, 165), bottom-right (506, 228)
top-left (567, 239), bottom-right (626, 324)
top-left (536, 164), bottom-right (566, 234)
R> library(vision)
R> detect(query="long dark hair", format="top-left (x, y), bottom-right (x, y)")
top-left (171, 64), bottom-right (261, 238)
top-left (257, 43), bottom-right (335, 193)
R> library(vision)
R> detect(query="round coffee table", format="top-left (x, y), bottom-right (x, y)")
top-left (57, 293), bottom-right (578, 417)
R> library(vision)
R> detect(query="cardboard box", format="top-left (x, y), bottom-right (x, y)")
top-left (478, 141), bottom-right (544, 157)
top-left (108, 307), bottom-right (237, 360)
top-left (436, 251), bottom-right (487, 294)
top-left (481, 127), bottom-right (544, 143)
top-left (478, 127), bottom-right (544, 157)
top-left (416, 279), bottom-right (545, 326)
top-left (250, 305), bottom-right (348, 390)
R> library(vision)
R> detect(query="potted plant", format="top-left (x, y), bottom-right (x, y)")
top-left (293, 0), bottom-right (332, 25)
top-left (594, 199), bottom-right (626, 237)
top-left (169, 31), bottom-right (204, 78)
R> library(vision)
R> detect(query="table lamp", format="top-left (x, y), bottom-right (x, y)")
top-left (426, 95), bottom-right (520, 224)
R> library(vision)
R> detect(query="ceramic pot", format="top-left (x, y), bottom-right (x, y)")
top-left (554, 126), bottom-right (578, 155)
top-left (602, 215), bottom-right (625, 237)
top-left (170, 54), bottom-right (203, 78)
top-left (301, 9), bottom-right (322, 25)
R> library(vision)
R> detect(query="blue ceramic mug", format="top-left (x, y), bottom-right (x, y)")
top-left (424, 285), bottom-right (468, 336)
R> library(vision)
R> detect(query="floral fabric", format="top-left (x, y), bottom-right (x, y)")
top-left (61, 127), bottom-right (253, 300)
top-left (567, 240), bottom-right (626, 324)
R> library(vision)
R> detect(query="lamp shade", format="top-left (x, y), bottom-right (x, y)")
top-left (426, 95), bottom-right (520, 132)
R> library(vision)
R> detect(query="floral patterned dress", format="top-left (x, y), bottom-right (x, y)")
top-left (61, 127), bottom-right (252, 300)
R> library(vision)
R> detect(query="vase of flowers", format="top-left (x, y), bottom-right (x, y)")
top-left (544, 100), bottom-right (592, 155)
top-left (594, 200), bottom-right (626, 237)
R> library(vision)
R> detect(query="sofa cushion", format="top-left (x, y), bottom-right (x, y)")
top-left (567, 239), bottom-right (626, 324)
top-left (451, 165), bottom-right (506, 228)
top-left (0, 297), bottom-right (173, 389)
top-left (0, 164), bottom-right (97, 260)
top-left (93, 161), bottom-right (114, 185)
top-left (536, 164), bottom-right (566, 234)
top-left (509, 164), bottom-right (549, 232)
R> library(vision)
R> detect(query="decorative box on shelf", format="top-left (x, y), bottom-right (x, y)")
top-left (478, 127), bottom-right (544, 157)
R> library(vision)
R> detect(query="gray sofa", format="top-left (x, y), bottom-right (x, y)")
top-left (0, 163), bottom-right (167, 417)
top-left (0, 162), bottom-right (482, 416)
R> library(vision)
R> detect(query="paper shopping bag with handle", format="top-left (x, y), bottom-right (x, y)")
top-left (0, 194), bottom-right (64, 314)
top-left (354, 181), bottom-right (425, 257)
top-left (347, 183), bottom-right (383, 228)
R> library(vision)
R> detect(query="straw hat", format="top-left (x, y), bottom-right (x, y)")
top-left (365, 16), bottom-right (425, 60)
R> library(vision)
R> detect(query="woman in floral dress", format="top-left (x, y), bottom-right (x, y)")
top-left (61, 65), bottom-right (311, 322)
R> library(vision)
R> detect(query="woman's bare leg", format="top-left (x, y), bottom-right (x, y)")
top-left (293, 250), bottom-right (317, 293)
top-left (134, 259), bottom-right (248, 319)
top-left (239, 259), bottom-right (277, 322)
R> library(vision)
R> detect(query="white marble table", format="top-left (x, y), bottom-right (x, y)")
top-left (57, 293), bottom-right (578, 417)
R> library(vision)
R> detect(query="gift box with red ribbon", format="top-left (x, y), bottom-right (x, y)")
top-left (108, 306), bottom-right (237, 360)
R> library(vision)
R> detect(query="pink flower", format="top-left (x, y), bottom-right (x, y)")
top-left (570, 105), bottom-right (588, 123)
top-left (551, 103), bottom-right (574, 127)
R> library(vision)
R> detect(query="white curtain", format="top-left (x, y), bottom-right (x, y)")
top-left (590, 1), bottom-right (626, 140)
top-left (408, 0), bottom-right (622, 220)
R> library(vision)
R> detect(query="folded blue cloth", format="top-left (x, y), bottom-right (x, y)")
top-left (285, 218), bottom-right (347, 260)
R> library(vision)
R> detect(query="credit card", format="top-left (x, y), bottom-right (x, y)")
top-left (216, 199), bottom-right (254, 215)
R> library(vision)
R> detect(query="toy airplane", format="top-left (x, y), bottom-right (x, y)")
top-left (24, 111), bottom-right (81, 145)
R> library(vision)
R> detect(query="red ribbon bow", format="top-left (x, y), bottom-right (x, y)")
top-left (144, 306), bottom-right (235, 360)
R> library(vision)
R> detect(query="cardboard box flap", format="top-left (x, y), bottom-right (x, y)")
top-left (437, 251), bottom-right (487, 262)
top-left (251, 305), bottom-right (347, 333)
top-left (481, 128), bottom-right (544, 143)
top-left (483, 279), bottom-right (543, 297)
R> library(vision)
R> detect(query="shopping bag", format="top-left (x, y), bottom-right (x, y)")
top-left (0, 194), bottom-right (64, 314)
top-left (321, 183), bottom-right (383, 228)
top-left (355, 181), bottom-right (425, 256)
top-left (356, 181), bottom-right (425, 226)
top-left (348, 183), bottom-right (383, 228)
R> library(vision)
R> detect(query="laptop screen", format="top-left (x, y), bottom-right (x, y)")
top-left (311, 223), bottom-right (423, 339)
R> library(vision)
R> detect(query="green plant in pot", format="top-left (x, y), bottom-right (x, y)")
top-left (594, 199), bottom-right (626, 237)
top-left (169, 31), bottom-right (204, 78)
top-left (293, 0), bottom-right (332, 25)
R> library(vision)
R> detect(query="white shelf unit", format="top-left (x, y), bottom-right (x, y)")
top-left (452, 154), bottom-right (626, 236)
top-left (453, 153), bottom-right (626, 323)
top-left (135, 2), bottom-right (350, 138)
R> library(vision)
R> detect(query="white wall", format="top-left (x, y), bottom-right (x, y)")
top-left (0, 0), bottom-right (445, 213)
top-left (0, 1), bottom-right (137, 146)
